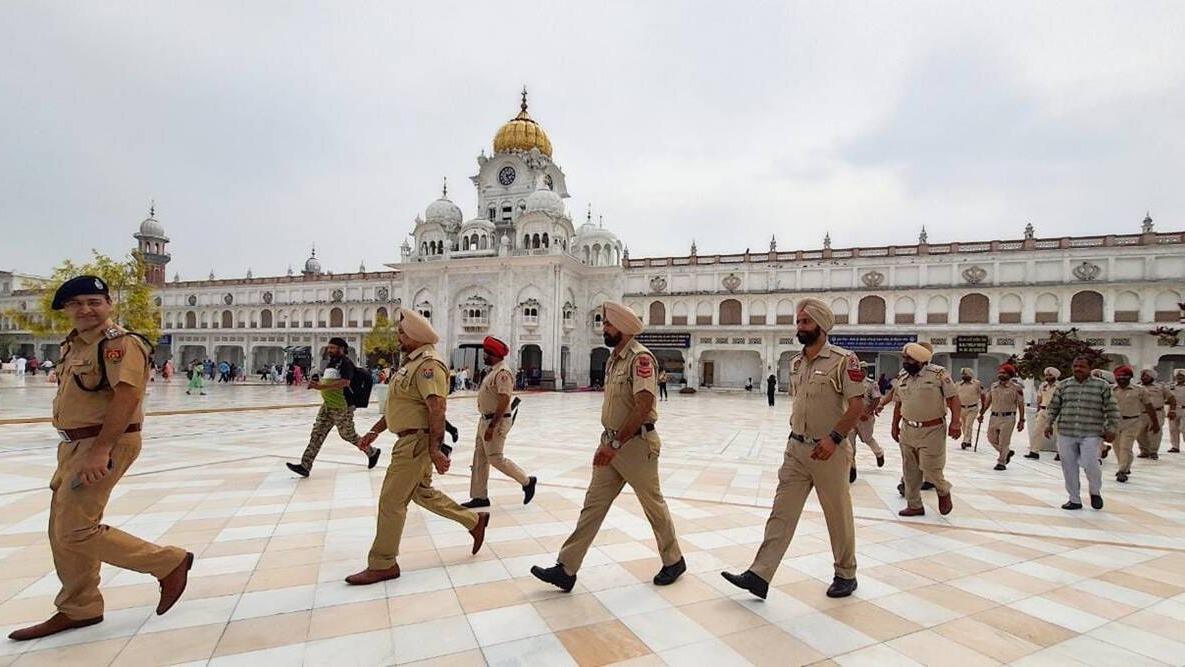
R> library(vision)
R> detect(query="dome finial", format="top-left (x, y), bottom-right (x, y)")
top-left (586, 203), bottom-right (592, 223)
top-left (442, 176), bottom-right (448, 199)
top-left (521, 85), bottom-right (528, 114)
top-left (311, 243), bottom-right (316, 257)
top-left (149, 199), bottom-right (155, 217)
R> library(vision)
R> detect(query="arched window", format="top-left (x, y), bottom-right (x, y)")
top-left (649, 301), bottom-right (666, 326)
top-left (330, 307), bottom-right (344, 327)
top-left (696, 301), bottom-right (713, 325)
top-left (719, 299), bottom-right (742, 325)
top-left (421, 242), bottom-right (428, 255)
top-left (523, 234), bottom-right (530, 249)
top-left (260, 309), bottom-right (273, 328)
top-left (1114, 291), bottom-right (1140, 322)
top-left (1070, 291), bottom-right (1103, 323)
top-left (221, 310), bottom-right (233, 328)
top-left (926, 295), bottom-right (948, 324)
top-left (185, 311), bottom-right (196, 328)
top-left (1035, 293), bottom-right (1059, 324)
top-left (542, 233), bottom-right (550, 248)
top-left (462, 237), bottom-right (470, 251)
top-left (532, 234), bottom-right (541, 249)
top-left (958, 293), bottom-right (990, 324)
top-left (857, 296), bottom-right (886, 324)
top-left (999, 294), bottom-right (1023, 324)
top-left (470, 233), bottom-right (479, 249)
top-left (749, 300), bottom-right (767, 325)
top-left (671, 302), bottom-right (688, 325)
top-left (480, 235), bottom-right (488, 250)
top-left (488, 206), bottom-right (496, 222)
top-left (776, 299), bottom-right (795, 325)
top-left (1155, 290), bottom-right (1181, 322)
top-left (894, 297), bottom-right (915, 324)
top-left (831, 298), bottom-right (850, 325)
top-left (375, 306), bottom-right (388, 322)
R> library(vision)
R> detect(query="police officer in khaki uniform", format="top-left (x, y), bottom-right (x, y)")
top-left (1025, 367), bottom-right (1061, 459)
top-left (954, 368), bottom-right (985, 450)
top-left (461, 335), bottom-right (537, 508)
top-left (847, 363), bottom-right (884, 483)
top-left (532, 302), bottom-right (685, 592)
top-left (980, 363), bottom-right (1025, 470)
top-left (722, 298), bottom-right (864, 600)
top-left (1137, 369), bottom-right (1176, 460)
top-left (1113, 365), bottom-right (1158, 483)
top-left (346, 309), bottom-right (489, 586)
top-left (892, 343), bottom-right (960, 516)
top-left (9, 277), bottom-right (193, 642)
top-left (1169, 370), bottom-right (1185, 453)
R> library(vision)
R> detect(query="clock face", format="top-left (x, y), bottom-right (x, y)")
top-left (498, 166), bottom-right (516, 186)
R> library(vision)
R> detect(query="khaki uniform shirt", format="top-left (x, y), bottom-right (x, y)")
top-left (1114, 384), bottom-right (1152, 417)
top-left (955, 380), bottom-right (984, 407)
top-left (52, 320), bottom-right (150, 430)
top-left (861, 378), bottom-right (881, 410)
top-left (602, 339), bottom-right (659, 431)
top-left (385, 344), bottom-right (449, 432)
top-left (477, 361), bottom-right (514, 414)
top-left (988, 381), bottom-right (1022, 413)
top-left (1169, 382), bottom-right (1185, 412)
top-left (788, 343), bottom-right (864, 440)
top-left (1141, 383), bottom-right (1170, 411)
top-left (895, 365), bottom-right (956, 421)
top-left (1037, 382), bottom-right (1058, 409)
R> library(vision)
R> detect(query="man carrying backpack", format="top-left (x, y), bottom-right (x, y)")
top-left (286, 337), bottom-right (381, 477)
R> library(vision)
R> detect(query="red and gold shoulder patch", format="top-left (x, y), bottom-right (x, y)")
top-left (420, 366), bottom-right (435, 379)
top-left (634, 355), bottom-right (653, 379)
top-left (105, 349), bottom-right (124, 362)
top-left (846, 354), bottom-right (862, 382)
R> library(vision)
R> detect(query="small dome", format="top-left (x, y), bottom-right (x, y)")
top-left (493, 88), bottom-right (553, 157)
top-left (304, 248), bottom-right (322, 274)
top-left (460, 217), bottom-right (496, 232)
top-left (136, 204), bottom-right (167, 239)
top-left (525, 183), bottom-right (565, 217)
top-left (424, 179), bottom-right (463, 227)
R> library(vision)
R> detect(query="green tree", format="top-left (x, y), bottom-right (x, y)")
top-left (363, 314), bottom-right (400, 368)
top-left (1016, 328), bottom-right (1108, 379)
top-left (5, 250), bottom-right (161, 341)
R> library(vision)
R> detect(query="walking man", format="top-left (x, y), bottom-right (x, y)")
top-left (766, 369), bottom-right (777, 406)
top-left (848, 362), bottom-right (885, 483)
top-left (892, 343), bottom-right (959, 516)
top-left (1137, 369), bottom-right (1176, 460)
top-left (532, 302), bottom-right (685, 592)
top-left (1112, 365), bottom-right (1158, 483)
top-left (286, 337), bottom-right (381, 477)
top-left (462, 336), bottom-right (537, 508)
top-left (955, 368), bottom-right (985, 450)
top-left (981, 363), bottom-right (1025, 470)
top-left (1169, 370), bottom-right (1185, 453)
top-left (9, 276), bottom-right (192, 642)
top-left (346, 309), bottom-right (489, 586)
top-left (722, 298), bottom-right (863, 599)
top-left (658, 369), bottom-right (670, 401)
top-left (1026, 367), bottom-right (1061, 459)
top-left (1045, 356), bottom-right (1118, 510)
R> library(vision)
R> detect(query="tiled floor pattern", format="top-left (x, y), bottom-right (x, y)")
top-left (1, 383), bottom-right (1184, 665)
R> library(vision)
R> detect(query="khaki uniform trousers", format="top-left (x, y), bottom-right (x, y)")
top-left (557, 433), bottom-right (681, 574)
top-left (847, 416), bottom-right (883, 458)
top-left (368, 433), bottom-right (478, 570)
top-left (1171, 413), bottom-right (1184, 450)
top-left (986, 414), bottom-right (1018, 463)
top-left (900, 424), bottom-right (951, 508)
top-left (470, 418), bottom-right (529, 498)
top-left (1115, 416), bottom-right (1143, 473)
top-left (1030, 409), bottom-right (1056, 454)
top-left (1137, 410), bottom-right (1165, 455)
top-left (750, 439), bottom-right (856, 582)
top-left (959, 406), bottom-right (979, 446)
top-left (49, 433), bottom-right (188, 619)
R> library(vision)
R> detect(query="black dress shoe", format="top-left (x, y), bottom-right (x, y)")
top-left (1024, 452), bottom-right (1039, 460)
top-left (1150, 453), bottom-right (1159, 460)
top-left (531, 563), bottom-right (576, 592)
top-left (1137, 452), bottom-right (1151, 459)
top-left (286, 462), bottom-right (310, 477)
top-left (826, 576), bottom-right (858, 598)
top-left (1116, 471), bottom-right (1129, 483)
top-left (960, 442), bottom-right (970, 450)
top-left (367, 447), bottom-right (382, 469)
top-left (849, 467), bottom-right (857, 484)
top-left (653, 557), bottom-right (686, 586)
top-left (720, 570), bottom-right (768, 599)
top-left (1091, 494), bottom-right (1104, 510)
top-left (994, 464), bottom-right (1007, 471)
top-left (921, 481), bottom-right (935, 491)
top-left (897, 481), bottom-right (905, 497)
top-left (523, 476), bottom-right (537, 505)
top-left (1061, 501), bottom-right (1083, 510)
top-left (461, 497), bottom-right (491, 509)
top-left (1007, 450), bottom-right (1015, 463)
top-left (876, 454), bottom-right (885, 468)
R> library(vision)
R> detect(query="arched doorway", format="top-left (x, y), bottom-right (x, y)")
top-left (330, 307), bottom-right (344, 327)
top-left (220, 310), bottom-right (234, 328)
top-left (520, 344), bottom-right (543, 387)
top-left (719, 299), bottom-right (742, 325)
top-left (1156, 354), bottom-right (1185, 382)
top-left (589, 347), bottom-right (611, 387)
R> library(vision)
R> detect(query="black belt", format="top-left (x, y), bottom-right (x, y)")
top-left (991, 411), bottom-right (1016, 417)
top-left (789, 432), bottom-right (820, 444)
top-left (961, 403), bottom-right (979, 409)
top-left (903, 417), bottom-right (945, 428)
top-left (57, 423), bottom-right (141, 442)
top-left (605, 423), bottom-right (656, 438)
top-left (482, 413), bottom-right (512, 420)
top-left (396, 428), bottom-right (428, 437)
top-left (1121, 414), bottom-right (1142, 420)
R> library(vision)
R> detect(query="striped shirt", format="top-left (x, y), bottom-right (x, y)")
top-left (1046, 376), bottom-right (1119, 438)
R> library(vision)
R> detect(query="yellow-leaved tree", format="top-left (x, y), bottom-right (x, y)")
top-left (363, 314), bottom-right (400, 368)
top-left (6, 251), bottom-right (161, 341)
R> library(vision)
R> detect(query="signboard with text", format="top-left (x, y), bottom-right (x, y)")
top-left (828, 334), bottom-right (917, 352)
top-left (955, 335), bottom-right (990, 354)
top-left (636, 332), bottom-right (692, 349)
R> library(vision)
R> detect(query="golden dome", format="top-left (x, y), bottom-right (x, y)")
top-left (493, 88), bottom-right (553, 157)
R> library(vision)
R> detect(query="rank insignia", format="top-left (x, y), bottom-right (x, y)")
top-left (105, 349), bottom-right (124, 362)
top-left (846, 354), bottom-right (863, 382)
top-left (420, 367), bottom-right (435, 379)
top-left (635, 355), bottom-right (653, 379)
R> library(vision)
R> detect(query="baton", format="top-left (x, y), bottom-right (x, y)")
top-left (974, 419), bottom-right (982, 452)
top-left (510, 396), bottom-right (522, 424)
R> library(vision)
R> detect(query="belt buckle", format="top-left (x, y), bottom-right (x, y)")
top-left (905, 419), bottom-right (920, 428)
top-left (56, 429), bottom-right (71, 442)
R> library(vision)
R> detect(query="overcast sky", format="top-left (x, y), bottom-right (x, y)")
top-left (2, 1), bottom-right (1182, 279)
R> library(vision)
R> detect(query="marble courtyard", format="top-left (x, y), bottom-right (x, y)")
top-left (1, 379), bottom-right (1184, 666)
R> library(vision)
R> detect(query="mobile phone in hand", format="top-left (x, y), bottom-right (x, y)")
top-left (71, 459), bottom-right (114, 490)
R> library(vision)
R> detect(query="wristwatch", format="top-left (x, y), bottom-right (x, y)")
top-left (609, 439), bottom-right (622, 450)
top-left (829, 430), bottom-right (844, 445)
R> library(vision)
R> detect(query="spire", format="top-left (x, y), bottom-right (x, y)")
top-left (520, 85), bottom-right (529, 114)
top-left (690, 239), bottom-right (698, 256)
top-left (286, 265), bottom-right (294, 276)
top-left (359, 260), bottom-right (366, 273)
top-left (172, 272), bottom-right (179, 283)
top-left (246, 267), bottom-right (253, 279)
top-left (770, 235), bottom-right (777, 252)
top-left (441, 176), bottom-right (448, 199)
top-left (1024, 222), bottom-right (1034, 240)
top-left (586, 203), bottom-right (592, 224)
top-left (598, 215), bottom-right (604, 229)
top-left (208, 269), bottom-right (215, 280)
top-left (311, 243), bottom-right (317, 257)
top-left (919, 226), bottom-right (928, 244)
top-left (1142, 211), bottom-right (1154, 233)
top-left (148, 199), bottom-right (155, 217)
top-left (823, 232), bottom-right (831, 249)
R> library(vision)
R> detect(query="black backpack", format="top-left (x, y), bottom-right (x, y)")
top-left (344, 365), bottom-right (374, 408)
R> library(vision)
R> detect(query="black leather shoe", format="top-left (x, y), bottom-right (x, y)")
top-left (826, 576), bottom-right (858, 598)
top-left (1091, 494), bottom-right (1104, 510)
top-left (994, 464), bottom-right (1007, 471)
top-left (462, 497), bottom-right (491, 509)
top-left (1007, 450), bottom-right (1015, 463)
top-left (876, 454), bottom-right (885, 468)
top-left (1117, 472), bottom-right (1129, 483)
top-left (531, 563), bottom-right (576, 592)
top-left (849, 467), bottom-right (857, 484)
top-left (921, 481), bottom-right (935, 491)
top-left (960, 442), bottom-right (970, 450)
top-left (1024, 452), bottom-right (1039, 460)
top-left (523, 476), bottom-right (537, 505)
top-left (286, 462), bottom-right (309, 477)
top-left (653, 557), bottom-right (686, 586)
top-left (1062, 501), bottom-right (1083, 510)
top-left (1150, 453), bottom-right (1159, 460)
top-left (720, 570), bottom-right (768, 599)
top-left (897, 481), bottom-right (905, 497)
top-left (367, 448), bottom-right (382, 469)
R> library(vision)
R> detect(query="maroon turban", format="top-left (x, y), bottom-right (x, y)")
top-left (483, 336), bottom-right (509, 358)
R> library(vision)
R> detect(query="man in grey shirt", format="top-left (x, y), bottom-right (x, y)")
top-left (1045, 356), bottom-right (1119, 511)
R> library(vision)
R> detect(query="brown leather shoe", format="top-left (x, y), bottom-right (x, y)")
top-left (156, 552), bottom-right (194, 615)
top-left (938, 493), bottom-right (953, 515)
top-left (898, 506), bottom-right (925, 517)
top-left (345, 564), bottom-right (401, 585)
top-left (8, 612), bottom-right (103, 641)
top-left (470, 512), bottom-right (490, 555)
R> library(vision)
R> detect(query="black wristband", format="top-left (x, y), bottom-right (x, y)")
top-left (829, 430), bottom-right (844, 444)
